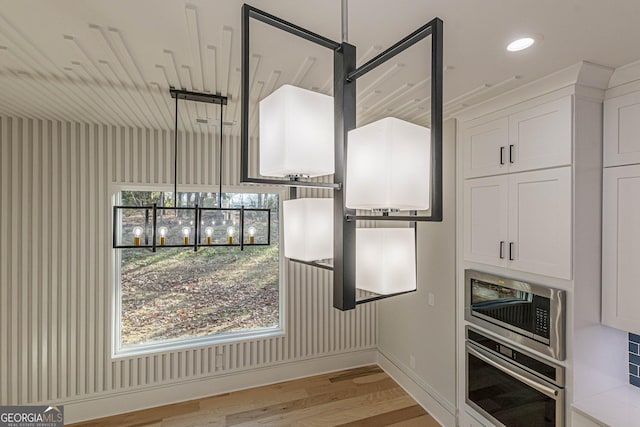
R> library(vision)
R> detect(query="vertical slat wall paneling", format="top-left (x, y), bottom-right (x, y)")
top-left (0, 118), bottom-right (7, 404)
top-left (38, 120), bottom-right (47, 402)
top-left (28, 120), bottom-right (36, 402)
top-left (21, 119), bottom-right (31, 404)
top-left (89, 125), bottom-right (96, 395)
top-left (15, 118), bottom-right (22, 403)
top-left (51, 121), bottom-right (60, 402)
top-left (70, 122), bottom-right (79, 399)
top-left (95, 125), bottom-right (102, 394)
top-left (4, 117), bottom-right (11, 403)
top-left (104, 125), bottom-right (113, 393)
top-left (77, 124), bottom-right (85, 397)
top-left (0, 119), bottom-right (375, 406)
top-left (11, 117), bottom-right (20, 404)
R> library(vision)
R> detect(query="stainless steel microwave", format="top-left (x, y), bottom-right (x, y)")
top-left (464, 270), bottom-right (566, 360)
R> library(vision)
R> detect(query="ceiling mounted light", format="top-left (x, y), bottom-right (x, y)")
top-left (240, 2), bottom-right (444, 310)
top-left (506, 37), bottom-right (535, 52)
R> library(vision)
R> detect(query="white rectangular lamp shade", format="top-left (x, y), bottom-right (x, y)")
top-left (259, 84), bottom-right (334, 178)
top-left (356, 228), bottom-right (417, 295)
top-left (283, 198), bottom-right (333, 262)
top-left (346, 117), bottom-right (430, 210)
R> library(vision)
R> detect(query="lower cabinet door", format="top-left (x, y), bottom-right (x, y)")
top-left (507, 167), bottom-right (572, 279)
top-left (464, 175), bottom-right (508, 267)
top-left (602, 164), bottom-right (640, 334)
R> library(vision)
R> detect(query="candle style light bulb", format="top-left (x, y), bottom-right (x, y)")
top-left (248, 226), bottom-right (256, 244)
top-left (205, 226), bottom-right (214, 245)
top-left (133, 226), bottom-right (143, 246)
top-left (227, 226), bottom-right (235, 245)
top-left (158, 226), bottom-right (168, 246)
top-left (182, 226), bottom-right (191, 245)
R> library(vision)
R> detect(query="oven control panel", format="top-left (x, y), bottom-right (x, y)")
top-left (467, 327), bottom-right (561, 385)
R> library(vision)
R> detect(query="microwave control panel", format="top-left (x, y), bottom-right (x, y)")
top-left (535, 307), bottom-right (549, 338)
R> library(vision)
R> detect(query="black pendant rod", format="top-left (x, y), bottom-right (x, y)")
top-left (219, 103), bottom-right (223, 208)
top-left (169, 87), bottom-right (229, 209)
top-left (174, 93), bottom-right (179, 208)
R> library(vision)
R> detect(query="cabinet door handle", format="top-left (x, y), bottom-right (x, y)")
top-left (509, 144), bottom-right (515, 164)
top-left (499, 241), bottom-right (505, 259)
top-left (500, 146), bottom-right (505, 165)
top-left (509, 242), bottom-right (515, 261)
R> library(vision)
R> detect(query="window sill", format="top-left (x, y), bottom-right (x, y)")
top-left (112, 326), bottom-right (285, 359)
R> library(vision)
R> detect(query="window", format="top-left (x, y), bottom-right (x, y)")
top-left (113, 190), bottom-right (281, 356)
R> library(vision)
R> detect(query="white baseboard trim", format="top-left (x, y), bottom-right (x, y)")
top-left (65, 349), bottom-right (378, 424)
top-left (377, 350), bottom-right (457, 427)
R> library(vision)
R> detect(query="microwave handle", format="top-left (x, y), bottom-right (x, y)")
top-left (467, 345), bottom-right (558, 399)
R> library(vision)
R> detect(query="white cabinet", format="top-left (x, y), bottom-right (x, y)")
top-left (464, 175), bottom-right (508, 267)
top-left (464, 167), bottom-right (572, 279)
top-left (508, 168), bottom-right (572, 279)
top-left (462, 96), bottom-right (572, 178)
top-left (602, 164), bottom-right (640, 334)
top-left (462, 117), bottom-right (509, 178)
top-left (508, 96), bottom-right (573, 173)
top-left (604, 91), bottom-right (640, 167)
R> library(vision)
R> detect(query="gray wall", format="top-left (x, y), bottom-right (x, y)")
top-left (377, 118), bottom-right (457, 416)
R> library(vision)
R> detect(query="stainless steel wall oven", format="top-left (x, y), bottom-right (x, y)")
top-left (466, 326), bottom-right (565, 427)
top-left (464, 270), bottom-right (566, 360)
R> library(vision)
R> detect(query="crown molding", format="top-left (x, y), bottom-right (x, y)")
top-left (454, 61), bottom-right (613, 122)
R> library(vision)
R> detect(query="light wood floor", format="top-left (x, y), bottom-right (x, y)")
top-left (69, 365), bottom-right (441, 426)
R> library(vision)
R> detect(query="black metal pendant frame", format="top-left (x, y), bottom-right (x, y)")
top-left (241, 4), bottom-right (443, 310)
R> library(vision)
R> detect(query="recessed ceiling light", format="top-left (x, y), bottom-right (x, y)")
top-left (507, 37), bottom-right (535, 52)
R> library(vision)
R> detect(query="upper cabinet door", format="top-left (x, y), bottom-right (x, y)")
top-left (507, 167), bottom-right (572, 280)
top-left (602, 164), bottom-right (640, 334)
top-left (462, 117), bottom-right (509, 179)
top-left (604, 92), bottom-right (640, 167)
top-left (463, 175), bottom-right (508, 267)
top-left (508, 96), bottom-right (573, 173)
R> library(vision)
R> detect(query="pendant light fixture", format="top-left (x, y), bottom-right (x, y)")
top-left (346, 117), bottom-right (431, 211)
top-left (355, 228), bottom-right (417, 295)
top-left (112, 88), bottom-right (272, 252)
top-left (240, 2), bottom-right (443, 310)
top-left (259, 84), bottom-right (334, 179)
top-left (283, 198), bottom-right (334, 262)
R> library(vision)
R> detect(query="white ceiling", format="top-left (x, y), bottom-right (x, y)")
top-left (0, 0), bottom-right (639, 136)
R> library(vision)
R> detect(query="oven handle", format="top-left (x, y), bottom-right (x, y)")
top-left (467, 344), bottom-right (558, 399)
